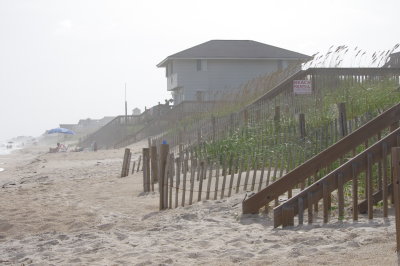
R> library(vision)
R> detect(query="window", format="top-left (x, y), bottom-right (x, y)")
top-left (196, 59), bottom-right (207, 71)
top-left (196, 59), bottom-right (201, 71)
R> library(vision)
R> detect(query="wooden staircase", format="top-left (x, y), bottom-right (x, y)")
top-left (242, 104), bottom-right (400, 215)
top-left (242, 102), bottom-right (400, 251)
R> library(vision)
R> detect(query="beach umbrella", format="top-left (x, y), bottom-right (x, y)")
top-left (47, 128), bottom-right (75, 135)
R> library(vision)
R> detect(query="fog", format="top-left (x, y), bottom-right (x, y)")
top-left (0, 0), bottom-right (399, 140)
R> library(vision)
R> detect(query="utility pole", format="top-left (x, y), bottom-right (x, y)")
top-left (125, 83), bottom-right (128, 125)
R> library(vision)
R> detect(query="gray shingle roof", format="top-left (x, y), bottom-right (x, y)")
top-left (157, 40), bottom-right (311, 67)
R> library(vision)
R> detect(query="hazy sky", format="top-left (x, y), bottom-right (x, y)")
top-left (0, 0), bottom-right (399, 140)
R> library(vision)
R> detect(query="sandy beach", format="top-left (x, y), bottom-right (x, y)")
top-left (0, 141), bottom-right (399, 265)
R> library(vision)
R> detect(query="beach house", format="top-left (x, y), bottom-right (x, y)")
top-left (157, 40), bottom-right (311, 105)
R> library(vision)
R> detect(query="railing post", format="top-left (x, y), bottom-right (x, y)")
top-left (391, 147), bottom-right (400, 252)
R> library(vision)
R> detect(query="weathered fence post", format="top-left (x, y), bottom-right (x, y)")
top-left (338, 102), bottom-right (348, 137)
top-left (143, 148), bottom-right (150, 192)
top-left (159, 143), bottom-right (169, 210)
top-left (120, 148), bottom-right (130, 178)
top-left (151, 145), bottom-right (158, 186)
top-left (391, 147), bottom-right (400, 252)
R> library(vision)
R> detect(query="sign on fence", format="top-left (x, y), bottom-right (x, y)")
top-left (293, 80), bottom-right (312, 94)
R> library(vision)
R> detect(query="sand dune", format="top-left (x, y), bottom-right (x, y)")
top-left (0, 141), bottom-right (398, 265)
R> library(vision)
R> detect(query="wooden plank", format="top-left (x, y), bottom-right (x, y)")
top-left (189, 159), bottom-right (196, 205)
top-left (121, 148), bottom-right (130, 178)
top-left (242, 104), bottom-right (400, 214)
top-left (206, 162), bottom-right (213, 200)
top-left (382, 142), bottom-right (388, 217)
top-left (298, 197), bottom-right (304, 225)
top-left (352, 163), bottom-right (358, 221)
top-left (214, 163), bottom-right (220, 200)
top-left (151, 146), bottom-right (158, 184)
top-left (367, 153), bottom-right (373, 219)
top-left (282, 207), bottom-right (294, 227)
top-left (181, 157), bottom-right (188, 207)
top-left (159, 144), bottom-right (169, 210)
top-left (198, 161), bottom-right (205, 202)
top-left (391, 147), bottom-right (400, 252)
top-left (258, 157), bottom-right (266, 192)
top-left (323, 181), bottom-right (330, 223)
top-left (236, 158), bottom-right (244, 193)
top-left (220, 158), bottom-right (228, 199)
top-left (175, 157), bottom-right (181, 208)
top-left (243, 157), bottom-right (251, 191)
top-left (143, 148), bottom-right (150, 192)
top-left (163, 155), bottom-right (170, 210)
top-left (228, 157), bottom-right (237, 197)
top-left (307, 191), bottom-right (313, 224)
top-left (125, 151), bottom-right (132, 177)
top-left (337, 172), bottom-right (344, 220)
top-left (169, 154), bottom-right (174, 209)
top-left (250, 156), bottom-right (258, 191)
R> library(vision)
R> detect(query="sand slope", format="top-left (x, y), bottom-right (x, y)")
top-left (0, 142), bottom-right (398, 265)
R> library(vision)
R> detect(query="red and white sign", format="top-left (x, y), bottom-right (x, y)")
top-left (293, 80), bottom-right (312, 94)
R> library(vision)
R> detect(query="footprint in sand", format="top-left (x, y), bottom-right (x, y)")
top-left (0, 222), bottom-right (13, 232)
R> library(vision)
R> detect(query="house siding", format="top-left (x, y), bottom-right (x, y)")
top-left (168, 59), bottom-right (293, 105)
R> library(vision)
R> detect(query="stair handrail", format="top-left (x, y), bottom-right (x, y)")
top-left (242, 103), bottom-right (400, 214)
top-left (273, 127), bottom-right (400, 227)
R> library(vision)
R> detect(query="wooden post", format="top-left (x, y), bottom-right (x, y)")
top-left (169, 154), bottom-right (174, 209)
top-left (383, 143), bottom-right (388, 217)
top-left (206, 162), bottom-right (213, 200)
top-left (159, 144), bottom-right (169, 210)
top-left (121, 148), bottom-right (130, 178)
top-left (220, 158), bottom-right (227, 199)
top-left (198, 161), bottom-right (205, 202)
top-left (337, 172), bottom-right (344, 220)
top-left (151, 146), bottom-right (158, 184)
top-left (181, 156), bottom-right (188, 207)
top-left (298, 197), bottom-right (304, 225)
top-left (125, 151), bottom-right (132, 177)
top-left (143, 148), bottom-right (150, 192)
top-left (391, 147), bottom-right (400, 252)
top-left (175, 157), bottom-right (181, 208)
top-left (236, 158), bottom-right (244, 193)
top-left (352, 163), bottom-right (358, 221)
top-left (367, 153), bottom-right (373, 219)
top-left (338, 102), bottom-right (348, 137)
top-left (307, 192), bottom-right (313, 224)
top-left (214, 163), bottom-right (220, 200)
top-left (323, 181), bottom-right (330, 223)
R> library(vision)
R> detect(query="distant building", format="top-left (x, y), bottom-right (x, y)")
top-left (60, 116), bottom-right (115, 135)
top-left (157, 40), bottom-right (311, 105)
top-left (132, 107), bottom-right (141, 115)
top-left (383, 52), bottom-right (400, 68)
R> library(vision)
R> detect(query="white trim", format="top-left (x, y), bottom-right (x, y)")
top-left (157, 57), bottom-right (307, 67)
